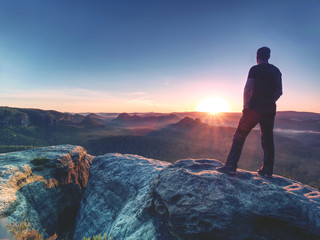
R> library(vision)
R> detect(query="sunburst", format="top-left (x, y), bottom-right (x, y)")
top-left (196, 97), bottom-right (231, 114)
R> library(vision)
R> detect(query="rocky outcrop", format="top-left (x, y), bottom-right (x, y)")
top-left (0, 145), bottom-right (94, 237)
top-left (173, 117), bottom-right (202, 128)
top-left (152, 159), bottom-right (320, 240)
top-left (73, 153), bottom-right (170, 240)
top-left (75, 154), bottom-right (320, 240)
top-left (0, 107), bottom-right (29, 128)
top-left (82, 113), bottom-right (106, 127)
top-left (111, 113), bottom-right (180, 128)
top-left (0, 106), bottom-right (90, 128)
top-left (113, 113), bottom-right (141, 121)
top-left (0, 146), bottom-right (319, 240)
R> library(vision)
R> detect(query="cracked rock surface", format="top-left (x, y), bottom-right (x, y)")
top-left (0, 145), bottom-right (93, 237)
top-left (73, 153), bottom-right (170, 240)
top-left (75, 155), bottom-right (319, 240)
top-left (1, 146), bottom-right (319, 240)
top-left (152, 159), bottom-right (320, 240)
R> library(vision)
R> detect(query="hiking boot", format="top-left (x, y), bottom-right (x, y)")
top-left (217, 165), bottom-right (237, 174)
top-left (257, 169), bottom-right (272, 178)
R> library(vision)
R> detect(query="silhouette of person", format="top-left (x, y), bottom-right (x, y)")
top-left (217, 47), bottom-right (282, 177)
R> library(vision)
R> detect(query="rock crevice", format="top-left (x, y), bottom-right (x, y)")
top-left (0, 145), bottom-right (94, 237)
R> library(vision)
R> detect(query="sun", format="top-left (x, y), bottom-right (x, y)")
top-left (196, 97), bottom-right (231, 114)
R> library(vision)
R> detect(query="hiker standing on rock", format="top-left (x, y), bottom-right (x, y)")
top-left (217, 47), bottom-right (282, 177)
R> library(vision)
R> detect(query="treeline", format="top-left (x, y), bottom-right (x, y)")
top-left (84, 133), bottom-right (320, 189)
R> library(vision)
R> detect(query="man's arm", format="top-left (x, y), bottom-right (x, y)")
top-left (274, 71), bottom-right (282, 102)
top-left (243, 77), bottom-right (254, 109)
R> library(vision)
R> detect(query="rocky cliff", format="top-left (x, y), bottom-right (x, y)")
top-left (0, 145), bottom-right (94, 238)
top-left (0, 145), bottom-right (319, 240)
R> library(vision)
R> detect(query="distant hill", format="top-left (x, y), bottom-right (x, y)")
top-left (0, 107), bottom-right (109, 128)
top-left (276, 111), bottom-right (320, 120)
top-left (111, 112), bottom-right (180, 128)
top-left (0, 107), bottom-right (109, 153)
top-left (0, 107), bottom-right (30, 128)
top-left (172, 111), bottom-right (320, 130)
top-left (172, 116), bottom-right (203, 128)
top-left (0, 107), bottom-right (84, 127)
top-left (149, 117), bottom-right (234, 140)
top-left (81, 113), bottom-right (106, 127)
top-left (0, 106), bottom-right (319, 188)
top-left (275, 111), bottom-right (320, 131)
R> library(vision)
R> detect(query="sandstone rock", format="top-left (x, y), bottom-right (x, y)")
top-left (73, 153), bottom-right (170, 240)
top-left (74, 155), bottom-right (320, 240)
top-left (0, 146), bottom-right (319, 240)
top-left (0, 145), bottom-right (94, 237)
top-left (152, 159), bottom-right (320, 240)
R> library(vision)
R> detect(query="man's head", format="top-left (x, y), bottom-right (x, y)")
top-left (256, 47), bottom-right (270, 63)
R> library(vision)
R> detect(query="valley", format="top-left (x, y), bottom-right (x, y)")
top-left (1, 106), bottom-right (319, 188)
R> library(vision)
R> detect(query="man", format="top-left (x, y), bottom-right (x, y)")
top-left (217, 47), bottom-right (282, 177)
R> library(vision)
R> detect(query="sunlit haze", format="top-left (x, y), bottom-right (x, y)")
top-left (196, 98), bottom-right (231, 114)
top-left (0, 1), bottom-right (319, 113)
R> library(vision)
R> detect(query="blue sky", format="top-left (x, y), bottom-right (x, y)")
top-left (0, 0), bottom-right (319, 113)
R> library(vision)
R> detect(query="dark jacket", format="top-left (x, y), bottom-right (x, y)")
top-left (244, 63), bottom-right (282, 114)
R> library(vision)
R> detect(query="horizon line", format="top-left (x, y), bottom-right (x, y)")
top-left (1, 105), bottom-right (320, 115)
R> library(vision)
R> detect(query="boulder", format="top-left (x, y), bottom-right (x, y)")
top-left (74, 155), bottom-right (320, 240)
top-left (73, 153), bottom-right (170, 240)
top-left (152, 159), bottom-right (320, 240)
top-left (0, 145), bottom-right (94, 237)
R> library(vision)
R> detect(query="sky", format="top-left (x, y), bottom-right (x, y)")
top-left (0, 0), bottom-right (319, 113)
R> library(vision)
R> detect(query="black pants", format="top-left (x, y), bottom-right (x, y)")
top-left (225, 108), bottom-right (275, 175)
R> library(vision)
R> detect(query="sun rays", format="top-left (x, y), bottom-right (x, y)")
top-left (196, 97), bottom-right (231, 115)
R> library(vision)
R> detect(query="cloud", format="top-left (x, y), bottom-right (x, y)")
top-left (0, 88), bottom-right (168, 112)
top-left (128, 96), bottom-right (159, 107)
top-left (0, 88), bottom-right (114, 101)
top-left (0, 88), bottom-right (122, 111)
top-left (0, 85), bottom-right (195, 113)
top-left (122, 91), bottom-right (147, 96)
